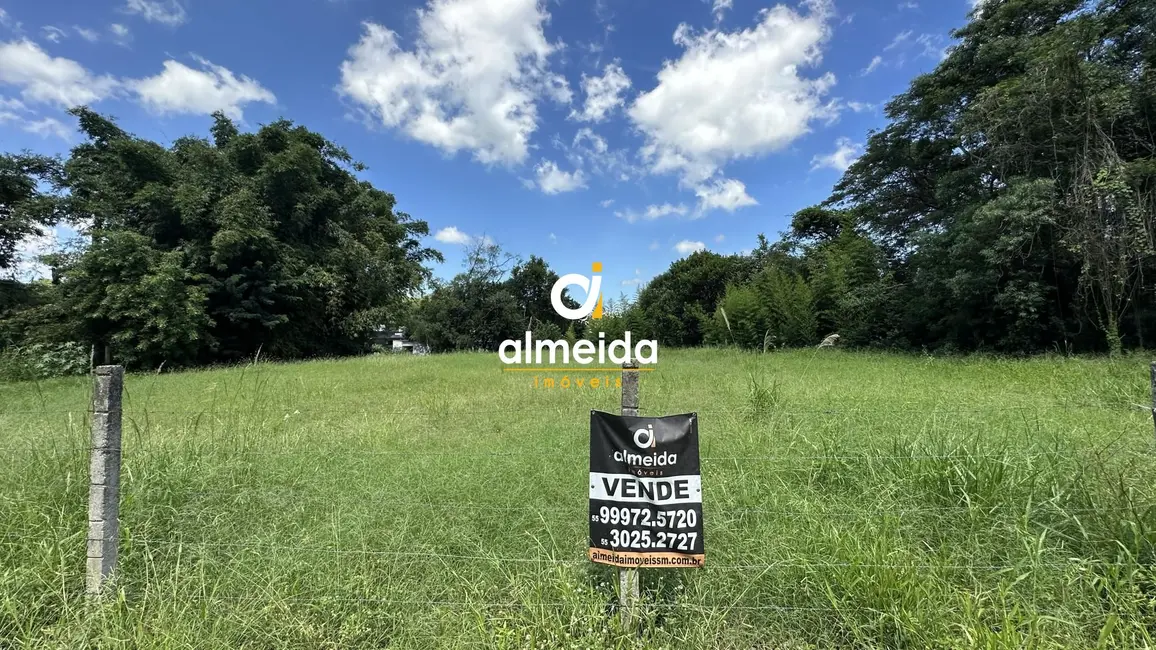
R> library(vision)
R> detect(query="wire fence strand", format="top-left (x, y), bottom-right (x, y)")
top-left (2, 534), bottom-right (1143, 574)
top-left (0, 403), bottom-right (1139, 417)
top-left (1, 446), bottom-right (1141, 463)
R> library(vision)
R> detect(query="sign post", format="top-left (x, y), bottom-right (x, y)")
top-left (590, 362), bottom-right (704, 625)
top-left (618, 362), bottom-right (641, 623)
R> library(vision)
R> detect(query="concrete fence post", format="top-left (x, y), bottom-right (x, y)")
top-left (1150, 361), bottom-right (1156, 449)
top-left (87, 365), bottom-right (123, 597)
top-left (619, 361), bottom-right (640, 624)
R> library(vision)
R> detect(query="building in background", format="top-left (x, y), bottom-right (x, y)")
top-left (374, 326), bottom-right (429, 355)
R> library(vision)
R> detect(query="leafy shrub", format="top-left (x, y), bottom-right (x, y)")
top-left (0, 342), bottom-right (89, 381)
top-left (706, 267), bottom-right (818, 350)
top-left (706, 284), bottom-right (764, 349)
top-left (529, 319), bottom-right (563, 341)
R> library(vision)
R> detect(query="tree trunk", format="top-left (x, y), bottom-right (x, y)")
top-left (1106, 312), bottom-right (1122, 356)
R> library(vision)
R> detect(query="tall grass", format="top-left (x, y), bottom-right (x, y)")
top-left (1, 349), bottom-right (1154, 648)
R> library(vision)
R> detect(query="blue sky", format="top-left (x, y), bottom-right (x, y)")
top-left (0, 0), bottom-right (980, 294)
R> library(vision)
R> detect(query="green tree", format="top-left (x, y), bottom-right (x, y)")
top-left (48, 108), bottom-right (440, 367)
top-left (63, 231), bottom-right (211, 369)
top-left (632, 251), bottom-right (753, 346)
top-left (817, 0), bottom-right (1155, 353)
top-left (406, 241), bottom-right (523, 352)
top-left (505, 255), bottom-right (579, 333)
top-left (0, 153), bottom-right (62, 274)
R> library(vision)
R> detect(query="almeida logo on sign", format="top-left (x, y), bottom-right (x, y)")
top-left (612, 424), bottom-right (679, 467)
top-left (633, 424), bottom-right (655, 449)
top-left (499, 263), bottom-right (658, 366)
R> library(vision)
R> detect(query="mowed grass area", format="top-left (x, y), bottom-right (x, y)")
top-left (2, 349), bottom-right (1156, 649)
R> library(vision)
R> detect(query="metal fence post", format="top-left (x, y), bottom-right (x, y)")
top-left (87, 365), bottom-right (123, 597)
top-left (619, 361), bottom-right (640, 624)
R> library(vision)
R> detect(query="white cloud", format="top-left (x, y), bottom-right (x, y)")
top-left (41, 26), bottom-right (66, 43)
top-left (548, 232), bottom-right (557, 242)
top-left (615, 202), bottom-right (689, 224)
top-left (674, 240), bottom-right (706, 255)
top-left (0, 41), bottom-right (271, 119)
top-left (110, 24), bottom-right (131, 46)
top-left (0, 39), bottom-right (119, 106)
top-left (646, 203), bottom-right (688, 218)
top-left (898, 1), bottom-right (918, 9)
top-left (648, 241), bottom-right (659, 251)
top-left (338, 0), bottom-right (569, 166)
top-left (74, 26), bottom-right (100, 43)
top-left (573, 127), bottom-right (607, 153)
top-left (0, 104), bottom-right (71, 140)
top-left (714, 234), bottom-right (725, 243)
top-left (694, 177), bottom-right (756, 213)
top-left (123, 0), bottom-right (187, 27)
top-left (0, 9), bottom-right (20, 32)
top-left (23, 116), bottom-right (70, 139)
top-left (599, 198), bottom-right (614, 208)
top-left (619, 267), bottom-right (647, 284)
top-left (810, 137), bottom-right (862, 172)
top-left (711, 0), bottom-right (733, 22)
top-left (0, 96), bottom-right (26, 112)
top-left (7, 227), bottom-right (57, 282)
top-left (570, 60), bottom-right (630, 122)
top-left (916, 33), bottom-right (948, 61)
top-left (846, 100), bottom-right (875, 112)
top-left (131, 56), bottom-right (275, 120)
top-left (884, 30), bottom-right (912, 52)
top-left (565, 127), bottom-right (640, 181)
top-left (629, 0), bottom-right (836, 208)
top-left (534, 159), bottom-right (586, 194)
top-left (861, 55), bottom-right (882, 76)
top-left (433, 226), bottom-right (472, 245)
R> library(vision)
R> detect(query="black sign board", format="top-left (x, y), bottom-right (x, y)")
top-left (588, 410), bottom-right (704, 568)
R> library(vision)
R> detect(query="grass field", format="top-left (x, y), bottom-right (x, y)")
top-left (2, 348), bottom-right (1156, 649)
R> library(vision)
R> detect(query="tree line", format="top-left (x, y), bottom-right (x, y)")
top-left (415, 0), bottom-right (1154, 357)
top-left (1, 0), bottom-right (1153, 376)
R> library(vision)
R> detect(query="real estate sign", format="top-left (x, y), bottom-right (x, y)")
top-left (588, 410), bottom-right (704, 568)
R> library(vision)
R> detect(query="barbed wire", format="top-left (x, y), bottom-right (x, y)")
top-left (1, 535), bottom-right (1136, 573)
top-left (0, 446), bottom-right (1140, 462)
top-left (2, 493), bottom-right (1147, 520)
top-left (204, 594), bottom-right (872, 613)
top-left (0, 403), bottom-right (1138, 417)
top-left (137, 492), bottom-right (1156, 516)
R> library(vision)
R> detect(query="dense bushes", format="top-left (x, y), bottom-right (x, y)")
top-left (0, 342), bottom-right (88, 381)
top-left (705, 267), bottom-right (818, 350)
